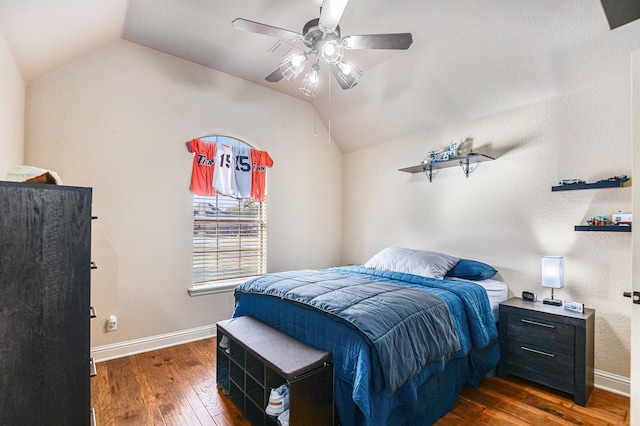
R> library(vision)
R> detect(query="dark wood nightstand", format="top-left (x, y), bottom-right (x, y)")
top-left (498, 297), bottom-right (595, 406)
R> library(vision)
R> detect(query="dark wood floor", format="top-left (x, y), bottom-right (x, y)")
top-left (91, 338), bottom-right (630, 425)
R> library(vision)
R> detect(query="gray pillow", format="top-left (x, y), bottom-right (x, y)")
top-left (364, 247), bottom-right (460, 280)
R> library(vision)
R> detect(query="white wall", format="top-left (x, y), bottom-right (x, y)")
top-left (25, 40), bottom-right (343, 348)
top-left (343, 76), bottom-right (633, 380)
top-left (0, 27), bottom-right (24, 177)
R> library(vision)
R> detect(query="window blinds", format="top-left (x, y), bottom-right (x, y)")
top-left (193, 194), bottom-right (267, 284)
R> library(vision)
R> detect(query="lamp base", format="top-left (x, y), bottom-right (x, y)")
top-left (543, 298), bottom-right (562, 306)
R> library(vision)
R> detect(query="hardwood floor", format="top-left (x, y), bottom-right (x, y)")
top-left (91, 338), bottom-right (630, 425)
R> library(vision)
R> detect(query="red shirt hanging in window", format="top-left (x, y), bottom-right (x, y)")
top-left (250, 148), bottom-right (273, 202)
top-left (186, 138), bottom-right (217, 196)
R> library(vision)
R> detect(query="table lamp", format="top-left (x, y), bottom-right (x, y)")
top-left (541, 256), bottom-right (564, 306)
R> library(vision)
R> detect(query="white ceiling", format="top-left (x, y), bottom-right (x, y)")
top-left (1, 0), bottom-right (640, 153)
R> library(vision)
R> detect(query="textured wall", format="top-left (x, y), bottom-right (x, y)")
top-left (342, 77), bottom-right (632, 378)
top-left (24, 40), bottom-right (343, 347)
top-left (0, 27), bottom-right (24, 178)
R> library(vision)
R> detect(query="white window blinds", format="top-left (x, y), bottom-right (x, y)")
top-left (193, 194), bottom-right (267, 284)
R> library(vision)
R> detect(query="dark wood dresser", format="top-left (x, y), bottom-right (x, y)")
top-left (498, 297), bottom-right (595, 406)
top-left (0, 181), bottom-right (94, 424)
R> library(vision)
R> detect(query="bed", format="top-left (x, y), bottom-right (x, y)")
top-left (231, 247), bottom-right (507, 425)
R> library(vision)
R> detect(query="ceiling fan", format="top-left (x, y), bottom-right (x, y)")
top-left (232, 0), bottom-right (413, 97)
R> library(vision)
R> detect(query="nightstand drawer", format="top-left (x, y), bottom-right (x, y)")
top-left (506, 312), bottom-right (574, 355)
top-left (506, 340), bottom-right (574, 394)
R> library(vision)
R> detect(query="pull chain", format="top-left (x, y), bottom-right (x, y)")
top-left (328, 70), bottom-right (331, 144)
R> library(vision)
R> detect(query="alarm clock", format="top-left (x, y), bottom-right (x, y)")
top-left (522, 291), bottom-right (537, 302)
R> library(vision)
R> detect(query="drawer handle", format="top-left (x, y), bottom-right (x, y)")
top-left (521, 346), bottom-right (555, 358)
top-left (90, 306), bottom-right (97, 318)
top-left (520, 318), bottom-right (555, 329)
top-left (90, 407), bottom-right (96, 426)
top-left (90, 356), bottom-right (97, 377)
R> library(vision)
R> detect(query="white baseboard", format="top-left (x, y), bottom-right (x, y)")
top-left (91, 324), bottom-right (217, 363)
top-left (91, 325), bottom-right (632, 400)
top-left (595, 369), bottom-right (630, 397)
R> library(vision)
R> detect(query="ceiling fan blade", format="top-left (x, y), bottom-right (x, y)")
top-left (343, 33), bottom-right (413, 50)
top-left (319, 0), bottom-right (349, 31)
top-left (232, 18), bottom-right (302, 41)
top-left (265, 67), bottom-right (284, 83)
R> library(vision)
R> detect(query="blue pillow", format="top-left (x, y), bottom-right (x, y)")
top-left (445, 258), bottom-right (497, 280)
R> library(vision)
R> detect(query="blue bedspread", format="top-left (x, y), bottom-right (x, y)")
top-left (235, 269), bottom-right (461, 394)
top-left (232, 266), bottom-right (499, 425)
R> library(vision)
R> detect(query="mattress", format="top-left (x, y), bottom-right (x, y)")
top-left (455, 278), bottom-right (508, 323)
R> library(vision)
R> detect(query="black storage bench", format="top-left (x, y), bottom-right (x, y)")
top-left (216, 316), bottom-right (334, 426)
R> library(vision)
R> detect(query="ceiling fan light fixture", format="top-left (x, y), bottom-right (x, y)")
top-left (280, 52), bottom-right (307, 81)
top-left (299, 63), bottom-right (321, 97)
top-left (319, 39), bottom-right (344, 64)
top-left (336, 61), bottom-right (363, 88)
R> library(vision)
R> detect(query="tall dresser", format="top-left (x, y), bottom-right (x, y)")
top-left (0, 181), bottom-right (94, 425)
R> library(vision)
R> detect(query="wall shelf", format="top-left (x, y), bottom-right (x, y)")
top-left (551, 177), bottom-right (632, 232)
top-left (399, 153), bottom-right (495, 182)
top-left (551, 180), bottom-right (629, 191)
top-left (574, 225), bottom-right (631, 232)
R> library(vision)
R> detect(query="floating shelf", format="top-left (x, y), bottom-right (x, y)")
top-left (574, 225), bottom-right (631, 232)
top-left (399, 153), bottom-right (495, 182)
top-left (552, 180), bottom-right (629, 191)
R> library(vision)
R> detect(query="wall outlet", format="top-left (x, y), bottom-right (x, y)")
top-left (106, 315), bottom-right (118, 331)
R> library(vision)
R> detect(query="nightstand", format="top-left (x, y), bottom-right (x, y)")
top-left (497, 297), bottom-right (595, 406)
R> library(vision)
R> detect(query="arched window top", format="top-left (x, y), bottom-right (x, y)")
top-left (200, 134), bottom-right (257, 149)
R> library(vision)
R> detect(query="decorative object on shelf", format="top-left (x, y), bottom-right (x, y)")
top-left (399, 152), bottom-right (494, 182)
top-left (559, 179), bottom-right (586, 186)
top-left (598, 174), bottom-right (628, 184)
top-left (232, 0), bottom-right (413, 97)
top-left (586, 216), bottom-right (608, 226)
top-left (612, 211), bottom-right (632, 225)
top-left (427, 142), bottom-right (458, 163)
top-left (541, 256), bottom-right (564, 306)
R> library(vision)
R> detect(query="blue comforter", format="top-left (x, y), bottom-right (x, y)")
top-left (235, 269), bottom-right (461, 394)
top-left (233, 266), bottom-right (499, 425)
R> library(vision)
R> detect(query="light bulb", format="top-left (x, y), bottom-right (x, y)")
top-left (280, 53), bottom-right (307, 81)
top-left (339, 62), bottom-right (353, 75)
top-left (323, 43), bottom-right (336, 57)
top-left (291, 55), bottom-right (305, 67)
top-left (319, 39), bottom-right (344, 65)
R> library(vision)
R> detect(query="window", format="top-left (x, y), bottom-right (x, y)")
top-left (190, 136), bottom-right (267, 294)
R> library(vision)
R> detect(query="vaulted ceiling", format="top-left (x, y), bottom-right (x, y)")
top-left (1, 0), bottom-right (640, 153)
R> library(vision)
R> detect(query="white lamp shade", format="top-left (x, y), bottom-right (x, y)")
top-left (541, 256), bottom-right (564, 289)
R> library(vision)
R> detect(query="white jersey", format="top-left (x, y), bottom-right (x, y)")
top-left (233, 146), bottom-right (252, 199)
top-left (213, 144), bottom-right (239, 197)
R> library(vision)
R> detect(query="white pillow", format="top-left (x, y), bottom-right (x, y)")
top-left (364, 247), bottom-right (460, 280)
